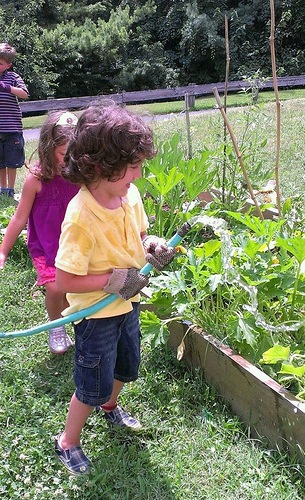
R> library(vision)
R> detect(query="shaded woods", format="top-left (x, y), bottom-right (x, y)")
top-left (1, 0), bottom-right (305, 100)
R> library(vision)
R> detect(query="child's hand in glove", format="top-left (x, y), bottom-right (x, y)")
top-left (142, 235), bottom-right (177, 271)
top-left (103, 268), bottom-right (149, 300)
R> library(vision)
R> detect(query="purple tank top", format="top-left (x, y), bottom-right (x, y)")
top-left (27, 175), bottom-right (79, 266)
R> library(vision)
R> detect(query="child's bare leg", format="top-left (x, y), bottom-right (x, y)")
top-left (102, 379), bottom-right (124, 410)
top-left (59, 393), bottom-right (93, 449)
top-left (101, 380), bottom-right (142, 430)
top-left (0, 168), bottom-right (7, 188)
top-left (44, 280), bottom-right (67, 320)
top-left (45, 281), bottom-right (71, 354)
top-left (7, 168), bottom-right (17, 190)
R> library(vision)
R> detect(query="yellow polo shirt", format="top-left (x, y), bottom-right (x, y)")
top-left (55, 183), bottom-right (148, 319)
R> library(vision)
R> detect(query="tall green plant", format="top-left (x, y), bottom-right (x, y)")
top-left (136, 133), bottom-right (217, 239)
top-left (141, 207), bottom-right (305, 381)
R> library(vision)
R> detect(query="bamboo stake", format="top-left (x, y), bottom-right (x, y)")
top-left (184, 93), bottom-right (193, 159)
top-left (222, 14), bottom-right (230, 204)
top-left (224, 15), bottom-right (230, 111)
top-left (270, 0), bottom-right (282, 216)
top-left (213, 87), bottom-right (264, 220)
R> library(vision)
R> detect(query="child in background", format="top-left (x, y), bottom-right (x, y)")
top-left (54, 103), bottom-right (176, 474)
top-left (0, 42), bottom-right (29, 198)
top-left (0, 110), bottom-right (79, 354)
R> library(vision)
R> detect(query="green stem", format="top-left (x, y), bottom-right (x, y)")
top-left (289, 262), bottom-right (301, 320)
top-left (158, 195), bottom-right (164, 237)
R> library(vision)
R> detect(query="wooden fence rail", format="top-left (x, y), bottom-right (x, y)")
top-left (19, 75), bottom-right (305, 115)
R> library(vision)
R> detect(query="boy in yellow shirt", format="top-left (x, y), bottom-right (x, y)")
top-left (54, 103), bottom-right (176, 475)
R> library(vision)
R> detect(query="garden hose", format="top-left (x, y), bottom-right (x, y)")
top-left (0, 221), bottom-right (192, 339)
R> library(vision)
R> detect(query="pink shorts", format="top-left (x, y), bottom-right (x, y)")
top-left (32, 256), bottom-right (56, 286)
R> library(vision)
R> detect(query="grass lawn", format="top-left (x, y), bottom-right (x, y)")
top-left (0, 255), bottom-right (304, 499)
top-left (21, 89), bottom-right (305, 200)
top-left (149, 97), bottom-right (305, 202)
top-left (1, 94), bottom-right (305, 498)
top-left (21, 87), bottom-right (305, 130)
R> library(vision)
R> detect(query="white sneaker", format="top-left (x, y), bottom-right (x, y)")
top-left (48, 326), bottom-right (73, 354)
top-left (65, 333), bottom-right (73, 350)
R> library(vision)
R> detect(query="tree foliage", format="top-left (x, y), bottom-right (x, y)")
top-left (0, 0), bottom-right (304, 99)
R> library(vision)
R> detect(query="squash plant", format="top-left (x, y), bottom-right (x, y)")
top-left (138, 136), bottom-right (305, 399)
top-left (136, 133), bottom-right (218, 239)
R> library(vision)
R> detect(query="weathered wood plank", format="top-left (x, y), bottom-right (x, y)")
top-left (167, 322), bottom-right (305, 464)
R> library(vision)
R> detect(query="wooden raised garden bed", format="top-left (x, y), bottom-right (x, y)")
top-left (166, 320), bottom-right (305, 465)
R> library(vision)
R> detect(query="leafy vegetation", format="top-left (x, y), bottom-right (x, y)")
top-left (0, 232), bottom-right (304, 497)
top-left (135, 96), bottom-right (305, 400)
top-left (136, 133), bottom-right (217, 239)
top-left (1, 94), bottom-right (305, 495)
top-left (1, 1), bottom-right (305, 99)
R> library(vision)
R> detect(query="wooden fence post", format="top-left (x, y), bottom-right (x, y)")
top-left (187, 83), bottom-right (196, 107)
top-left (184, 93), bottom-right (193, 159)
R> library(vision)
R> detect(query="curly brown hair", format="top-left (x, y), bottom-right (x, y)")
top-left (29, 110), bottom-right (77, 182)
top-left (63, 102), bottom-right (156, 184)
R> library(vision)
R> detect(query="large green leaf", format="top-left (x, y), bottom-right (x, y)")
top-left (276, 236), bottom-right (305, 265)
top-left (146, 169), bottom-right (184, 196)
top-left (140, 310), bottom-right (170, 348)
top-left (204, 239), bottom-right (222, 258)
top-left (279, 363), bottom-right (305, 378)
top-left (260, 345), bottom-right (290, 364)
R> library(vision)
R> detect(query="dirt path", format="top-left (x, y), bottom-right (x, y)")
top-left (23, 128), bottom-right (40, 141)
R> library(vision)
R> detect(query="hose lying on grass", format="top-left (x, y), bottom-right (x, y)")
top-left (0, 221), bottom-right (192, 339)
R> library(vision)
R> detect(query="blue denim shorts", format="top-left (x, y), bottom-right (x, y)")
top-left (0, 132), bottom-right (25, 168)
top-left (73, 303), bottom-right (141, 407)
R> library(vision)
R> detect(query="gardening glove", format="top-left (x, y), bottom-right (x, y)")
top-left (103, 268), bottom-right (149, 300)
top-left (0, 81), bottom-right (11, 93)
top-left (142, 235), bottom-right (177, 271)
